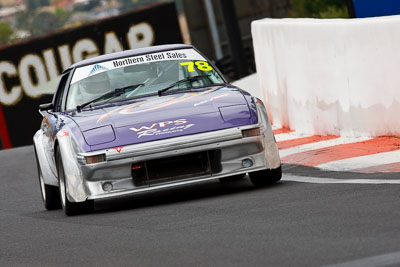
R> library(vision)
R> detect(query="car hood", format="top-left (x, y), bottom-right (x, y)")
top-left (67, 86), bottom-right (258, 151)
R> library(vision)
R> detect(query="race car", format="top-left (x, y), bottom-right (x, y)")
top-left (34, 44), bottom-right (281, 215)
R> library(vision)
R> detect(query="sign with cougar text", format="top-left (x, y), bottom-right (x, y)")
top-left (0, 3), bottom-right (182, 149)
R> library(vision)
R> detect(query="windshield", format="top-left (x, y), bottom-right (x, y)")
top-left (66, 48), bottom-right (225, 110)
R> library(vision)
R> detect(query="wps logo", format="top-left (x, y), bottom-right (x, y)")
top-left (130, 119), bottom-right (188, 132)
top-left (130, 119), bottom-right (194, 138)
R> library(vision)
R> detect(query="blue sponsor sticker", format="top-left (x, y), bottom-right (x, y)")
top-left (89, 64), bottom-right (109, 76)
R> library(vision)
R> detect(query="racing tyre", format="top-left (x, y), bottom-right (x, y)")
top-left (219, 173), bottom-right (246, 183)
top-left (249, 166), bottom-right (282, 187)
top-left (56, 148), bottom-right (94, 216)
top-left (35, 149), bottom-right (61, 210)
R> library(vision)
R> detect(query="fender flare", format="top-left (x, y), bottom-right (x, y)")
top-left (33, 130), bottom-right (58, 186)
top-left (254, 97), bottom-right (281, 169)
top-left (56, 129), bottom-right (88, 202)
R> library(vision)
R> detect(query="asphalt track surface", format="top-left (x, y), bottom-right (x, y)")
top-left (2, 146), bottom-right (400, 266)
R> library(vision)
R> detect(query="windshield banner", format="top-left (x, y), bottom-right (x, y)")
top-left (71, 49), bottom-right (205, 84)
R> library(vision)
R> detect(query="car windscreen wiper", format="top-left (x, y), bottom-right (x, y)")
top-left (157, 75), bottom-right (209, 96)
top-left (76, 83), bottom-right (144, 111)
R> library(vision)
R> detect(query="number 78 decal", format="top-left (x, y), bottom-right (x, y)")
top-left (180, 61), bottom-right (213, 72)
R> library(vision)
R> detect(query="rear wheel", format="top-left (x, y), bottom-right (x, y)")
top-left (56, 148), bottom-right (94, 216)
top-left (219, 173), bottom-right (246, 183)
top-left (35, 149), bottom-right (61, 210)
top-left (249, 166), bottom-right (282, 187)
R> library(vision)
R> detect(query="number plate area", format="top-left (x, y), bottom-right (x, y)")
top-left (131, 150), bottom-right (222, 186)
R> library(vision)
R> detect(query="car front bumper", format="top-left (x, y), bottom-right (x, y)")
top-left (70, 124), bottom-right (280, 201)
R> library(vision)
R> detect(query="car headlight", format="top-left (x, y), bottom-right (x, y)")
top-left (82, 125), bottom-right (115, 146)
top-left (219, 104), bottom-right (251, 123)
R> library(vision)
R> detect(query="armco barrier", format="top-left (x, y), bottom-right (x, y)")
top-left (252, 16), bottom-right (400, 137)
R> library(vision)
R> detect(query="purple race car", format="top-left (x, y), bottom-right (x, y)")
top-left (34, 44), bottom-right (281, 215)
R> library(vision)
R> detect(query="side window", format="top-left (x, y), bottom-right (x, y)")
top-left (54, 73), bottom-right (70, 112)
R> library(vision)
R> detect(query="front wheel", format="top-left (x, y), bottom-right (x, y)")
top-left (56, 148), bottom-right (94, 216)
top-left (249, 166), bottom-right (282, 187)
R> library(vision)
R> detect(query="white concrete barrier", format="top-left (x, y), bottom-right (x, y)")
top-left (232, 73), bottom-right (262, 99)
top-left (252, 16), bottom-right (400, 137)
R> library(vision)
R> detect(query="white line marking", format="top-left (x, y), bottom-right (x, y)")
top-left (275, 132), bottom-right (312, 142)
top-left (283, 175), bottom-right (400, 184)
top-left (317, 150), bottom-right (400, 171)
top-left (279, 136), bottom-right (371, 158)
top-left (324, 250), bottom-right (400, 267)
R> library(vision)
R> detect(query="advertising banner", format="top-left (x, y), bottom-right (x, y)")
top-left (0, 2), bottom-right (183, 149)
top-left (353, 0), bottom-right (400, 18)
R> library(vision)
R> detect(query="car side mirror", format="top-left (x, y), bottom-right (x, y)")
top-left (39, 103), bottom-right (54, 111)
top-left (38, 103), bottom-right (54, 117)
